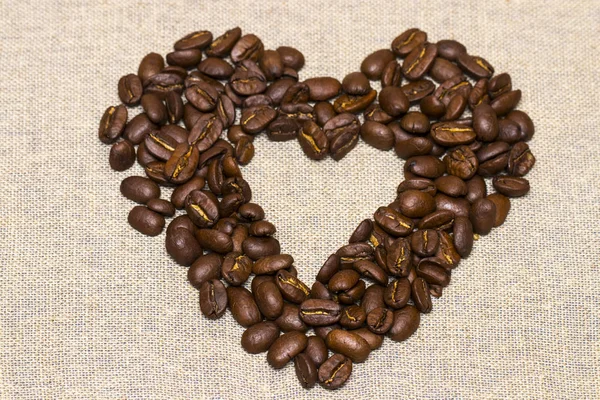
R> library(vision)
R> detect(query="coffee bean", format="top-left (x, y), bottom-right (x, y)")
top-left (108, 140), bottom-right (135, 171)
top-left (238, 203), bottom-right (264, 221)
top-left (337, 280), bottom-right (366, 305)
top-left (437, 39), bottom-right (467, 61)
top-left (470, 198), bottom-right (497, 235)
top-left (468, 78), bottom-right (490, 110)
top-left (227, 286), bottom-right (262, 328)
top-left (206, 27), bottom-right (241, 57)
top-left (304, 77), bottom-right (341, 101)
top-left (199, 279), bottom-right (227, 320)
top-left (318, 353), bottom-right (352, 390)
top-left (506, 110), bottom-right (535, 141)
top-left (392, 28), bottom-right (427, 57)
top-left (189, 114), bottom-right (224, 153)
top-left (477, 141), bottom-right (511, 177)
top-left (141, 94), bottom-right (167, 125)
top-left (411, 277), bottom-right (432, 313)
top-left (374, 206), bottom-right (413, 237)
top-left (294, 353), bottom-right (318, 389)
top-left (360, 121), bottom-right (394, 150)
top-left (196, 229), bottom-right (233, 254)
top-left (410, 229), bottom-right (439, 257)
top-left (117, 74), bottom-right (143, 106)
top-left (325, 329), bottom-right (371, 363)
top-left (299, 299), bottom-right (342, 326)
top-left (99, 105), bottom-right (127, 144)
top-left (185, 189), bottom-right (219, 228)
top-left (254, 280), bottom-right (284, 320)
top-left (241, 105), bottom-right (277, 134)
top-left (396, 189), bottom-right (436, 218)
top-left (402, 80), bottom-right (436, 103)
top-left (165, 227), bottom-right (202, 266)
top-left (388, 305), bottom-right (420, 342)
top-left (490, 90), bottom-right (522, 116)
top-left (221, 252), bottom-right (253, 286)
top-left (231, 34), bottom-right (264, 63)
top-left (128, 205), bottom-right (165, 236)
top-left (379, 86), bottom-right (409, 117)
top-left (276, 270), bottom-right (310, 304)
top-left (493, 176), bottom-right (530, 197)
top-left (267, 331), bottom-right (308, 369)
top-left (457, 53), bottom-right (494, 79)
top-left (138, 53), bottom-right (164, 84)
top-left (361, 49), bottom-right (395, 80)
top-left (342, 72), bottom-right (371, 95)
top-left (316, 254), bottom-right (340, 284)
top-left (276, 303), bottom-right (309, 333)
top-left (416, 258), bottom-right (450, 287)
top-left (298, 120), bottom-right (328, 160)
top-left (436, 231), bottom-right (461, 268)
top-left (338, 305), bottom-right (366, 329)
top-left (465, 175), bottom-right (487, 203)
top-left (146, 198), bottom-right (175, 217)
top-left (444, 145), bottom-right (479, 180)
top-left (487, 193), bottom-right (511, 227)
top-left (185, 82), bottom-right (218, 112)
top-left (429, 57), bottom-right (462, 83)
top-left (453, 216), bottom-right (474, 257)
top-left (381, 60), bottom-right (402, 87)
top-left (188, 253), bottom-right (222, 289)
top-left (507, 142), bottom-right (536, 176)
top-left (364, 103), bottom-right (394, 124)
top-left (276, 46), bottom-right (305, 70)
top-left (241, 321), bottom-right (280, 354)
top-left (366, 307), bottom-right (394, 334)
top-left (402, 43), bottom-right (437, 80)
top-left (405, 155), bottom-right (446, 179)
top-left (386, 237), bottom-right (412, 277)
top-left (120, 176), bottom-right (160, 204)
top-left (170, 176), bottom-right (204, 209)
top-left (353, 260), bottom-right (388, 286)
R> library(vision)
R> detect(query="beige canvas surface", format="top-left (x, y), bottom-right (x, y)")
top-left (0, 0), bottom-right (599, 398)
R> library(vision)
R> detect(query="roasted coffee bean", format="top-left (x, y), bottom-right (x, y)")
top-left (188, 253), bottom-right (222, 289)
top-left (451, 216), bottom-right (473, 257)
top-left (465, 175), bottom-right (487, 203)
top-left (276, 46), bottom-right (305, 70)
top-left (276, 303), bottom-right (309, 333)
top-left (383, 278), bottom-right (411, 309)
top-left (196, 57), bottom-right (233, 79)
top-left (374, 206), bottom-right (413, 237)
top-left (416, 258), bottom-right (450, 287)
top-left (238, 202), bottom-right (264, 221)
top-left (419, 94), bottom-right (445, 119)
top-left (359, 285), bottom-right (385, 316)
top-left (295, 353), bottom-right (318, 389)
top-left (402, 43), bottom-right (437, 80)
top-left (366, 307), bottom-right (394, 334)
top-left (234, 137), bottom-right (254, 165)
top-left (138, 52), bottom-right (164, 84)
top-left (342, 72), bottom-right (371, 95)
top-left (436, 231), bottom-right (461, 268)
top-left (196, 229), bottom-right (233, 254)
top-left (143, 161), bottom-right (170, 185)
top-left (364, 103), bottom-right (394, 124)
top-left (120, 176), bottom-right (160, 204)
top-left (430, 122), bottom-right (476, 147)
top-left (241, 105), bottom-right (277, 134)
top-left (316, 254), bottom-right (340, 284)
top-left (199, 279), bottom-right (227, 320)
top-left (123, 113), bottom-right (156, 145)
top-left (360, 121), bottom-right (394, 150)
top-left (326, 329), bottom-right (371, 363)
top-left (243, 94), bottom-right (272, 109)
top-left (185, 82), bottom-right (218, 112)
top-left (230, 34), bottom-right (264, 63)
top-left (493, 176), bottom-right (530, 197)
top-left (254, 280), bottom-right (284, 320)
top-left (506, 110), bottom-right (535, 141)
top-left (388, 305), bottom-right (420, 342)
top-left (128, 205), bottom-right (165, 236)
top-left (310, 281), bottom-right (334, 301)
top-left (108, 140), bottom-right (135, 171)
top-left (165, 227), bottom-right (202, 266)
top-left (248, 220), bottom-right (276, 237)
top-left (396, 189), bottom-right (436, 218)
top-left (304, 77), bottom-right (341, 101)
top-left (275, 270), bottom-right (310, 304)
top-left (241, 321), bottom-right (280, 354)
top-left (299, 337), bottom-right (327, 372)
top-left (361, 49), bottom-right (395, 80)
top-left (328, 126), bottom-right (360, 161)
top-left (333, 89), bottom-right (377, 114)
top-left (267, 331), bottom-right (308, 369)
top-left (99, 105), bottom-right (127, 144)
top-left (444, 145), bottom-right (479, 180)
top-left (228, 124), bottom-right (254, 143)
top-left (314, 324), bottom-right (340, 340)
top-left (470, 198), bottom-right (497, 235)
top-left (381, 60), bottom-right (402, 87)
top-left (400, 112), bottom-right (430, 134)
top-left (349, 219), bottom-right (373, 244)
top-left (476, 141), bottom-right (511, 176)
top-left (488, 72), bottom-right (512, 98)
top-left (434, 175), bottom-right (467, 198)
top-left (487, 193), bottom-right (511, 227)
top-left (437, 39), bottom-right (467, 61)
top-left (411, 277), bottom-right (432, 313)
top-left (386, 237), bottom-right (412, 277)
top-left (221, 174), bottom-right (251, 201)
top-left (401, 80), bottom-right (436, 103)
top-left (227, 286), bottom-right (262, 328)
top-left (185, 189), bottom-right (219, 228)
top-left (299, 299), bottom-right (342, 326)
top-left (405, 155), bottom-right (446, 179)
top-left (242, 237), bottom-right (280, 261)
top-left (146, 198), bottom-right (175, 217)
top-left (410, 229), bottom-right (439, 257)
top-left (353, 260), bottom-right (388, 286)
top-left (205, 27), bottom-right (241, 57)
top-left (338, 305), bottom-right (366, 329)
top-left (468, 78), bottom-right (490, 110)
top-left (118, 74), bottom-right (143, 106)
top-left (298, 120), bottom-right (328, 160)
top-left (379, 86), bottom-right (409, 117)
top-left (166, 48), bottom-right (202, 68)
top-left (141, 94), bottom-right (167, 125)
top-left (221, 252), bottom-right (253, 286)
top-left (392, 28), bottom-right (427, 57)
top-left (252, 254), bottom-right (294, 275)
top-left (457, 53), bottom-right (494, 79)
top-left (429, 57), bottom-right (462, 83)
top-left (257, 50), bottom-right (283, 81)
top-left (434, 194), bottom-right (470, 218)
top-left (418, 210), bottom-right (455, 231)
top-left (144, 130), bottom-right (177, 161)
top-left (189, 115), bottom-right (224, 153)
top-left (169, 176), bottom-right (204, 209)
top-left (182, 102), bottom-right (203, 130)
top-left (397, 178), bottom-right (437, 197)
top-left (318, 353), bottom-right (352, 390)
top-left (507, 141), bottom-right (536, 176)
top-left (173, 30), bottom-right (212, 51)
top-left (337, 280), bottom-right (366, 305)
top-left (434, 76), bottom-right (472, 106)
top-left (164, 143), bottom-right (199, 184)
top-left (490, 90), bottom-right (522, 116)
top-left (328, 270), bottom-right (360, 293)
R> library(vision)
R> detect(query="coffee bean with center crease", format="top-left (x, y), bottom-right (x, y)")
top-left (299, 299), bottom-right (342, 326)
top-left (386, 237), bottom-right (412, 277)
top-left (298, 120), bottom-right (329, 160)
top-left (392, 28), bottom-right (427, 57)
top-left (473, 103), bottom-right (498, 142)
top-left (231, 34), bottom-right (264, 63)
top-left (338, 305), bottom-right (366, 329)
top-left (294, 352), bottom-right (318, 389)
top-left (506, 110), bottom-right (535, 141)
top-left (374, 206), bottom-right (413, 237)
top-left (199, 279), bottom-right (227, 320)
top-left (353, 260), bottom-right (388, 286)
top-left (333, 90), bottom-right (377, 114)
top-left (128, 205), bottom-right (165, 236)
top-left (118, 74), bottom-right (143, 106)
top-left (402, 43), bottom-right (438, 81)
top-left (99, 105), bottom-right (127, 144)
top-left (185, 189), bottom-right (219, 228)
top-left (507, 141), bottom-right (536, 176)
top-left (252, 254), bottom-right (294, 275)
top-left (416, 258), bottom-right (450, 287)
top-left (342, 72), bottom-right (371, 95)
top-left (493, 175), bottom-right (530, 197)
top-left (490, 90), bottom-right (522, 116)
top-left (144, 130), bottom-right (177, 161)
top-left (366, 307), bottom-right (394, 334)
top-left (379, 86), bottom-right (409, 117)
top-left (325, 329), bottom-right (371, 363)
top-left (410, 229), bottom-right (439, 257)
top-left (227, 286), bottom-right (262, 328)
top-left (255, 280), bottom-right (284, 320)
top-left (165, 143), bottom-right (199, 184)
top-left (411, 277), bottom-right (432, 313)
top-left (221, 252), bottom-right (253, 286)
top-left (276, 270), bottom-right (310, 304)
top-left (276, 303), bottom-right (309, 333)
top-left (241, 321), bottom-right (280, 354)
top-left (457, 53), bottom-right (494, 79)
top-left (318, 353), bottom-right (352, 390)
top-left (304, 77), bottom-right (341, 101)
top-left (248, 220), bottom-right (276, 237)
top-left (267, 331), bottom-right (308, 369)
top-left (444, 145), bottom-right (479, 180)
top-left (185, 82), bottom-right (219, 112)
top-left (384, 278), bottom-right (411, 309)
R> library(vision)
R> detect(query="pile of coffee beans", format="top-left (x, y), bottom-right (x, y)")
top-left (98, 27), bottom-right (535, 390)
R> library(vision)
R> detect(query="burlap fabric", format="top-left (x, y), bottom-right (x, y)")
top-left (0, 0), bottom-right (598, 398)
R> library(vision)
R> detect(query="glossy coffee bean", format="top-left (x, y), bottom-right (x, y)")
top-left (396, 189), bottom-right (436, 218)
top-left (379, 86), bottom-right (410, 117)
top-left (254, 280), bottom-right (284, 320)
top-left (241, 321), bottom-right (280, 354)
top-left (243, 237), bottom-right (281, 260)
top-left (487, 193), bottom-right (511, 227)
top-left (361, 49), bottom-right (395, 80)
top-left (384, 278), bottom-right (411, 309)
top-left (199, 279), bottom-right (227, 319)
top-left (305, 336), bottom-right (328, 367)
top-left (267, 331), bottom-right (308, 369)
top-left (318, 353), bottom-right (352, 390)
top-left (275, 270), bottom-right (310, 304)
top-left (470, 198), bottom-right (497, 235)
top-left (299, 299), bottom-right (342, 326)
top-left (98, 105), bottom-right (127, 144)
top-left (453, 216), bottom-right (474, 257)
top-left (227, 286), bottom-right (262, 328)
top-left (402, 43), bottom-right (438, 80)
top-left (196, 229), bottom-right (233, 254)
top-left (411, 277), bottom-right (432, 313)
top-left (507, 142), bottom-right (536, 176)
top-left (128, 205), bottom-right (165, 236)
top-left (165, 227), bottom-right (202, 266)
top-left (120, 176), bottom-right (160, 204)
top-left (109, 140), bottom-right (135, 171)
top-left (295, 353), bottom-right (318, 389)
top-left (360, 121), bottom-right (394, 150)
top-left (493, 176), bottom-right (530, 197)
top-left (388, 305), bottom-right (420, 342)
top-left (326, 329), bottom-right (371, 363)
top-left (366, 307), bottom-right (394, 334)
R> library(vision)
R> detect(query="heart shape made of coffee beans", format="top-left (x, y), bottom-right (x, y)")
top-left (98, 27), bottom-right (536, 390)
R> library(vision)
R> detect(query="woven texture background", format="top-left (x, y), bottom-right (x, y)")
top-left (1, 0), bottom-right (599, 398)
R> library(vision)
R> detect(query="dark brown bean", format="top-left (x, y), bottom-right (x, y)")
top-left (267, 331), bottom-right (308, 369)
top-left (127, 206), bottom-right (165, 236)
top-left (199, 279), bottom-right (227, 319)
top-left (388, 305), bottom-right (420, 342)
top-left (241, 321), bottom-right (280, 354)
top-left (392, 28), bottom-right (427, 57)
top-left (227, 286), bottom-right (262, 328)
top-left (470, 198), bottom-right (497, 235)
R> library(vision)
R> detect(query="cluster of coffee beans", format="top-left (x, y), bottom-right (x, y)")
top-left (98, 27), bottom-right (535, 390)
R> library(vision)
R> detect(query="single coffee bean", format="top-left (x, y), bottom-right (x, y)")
top-left (221, 252), bottom-right (253, 286)
top-left (506, 110), bottom-right (535, 141)
top-left (120, 176), bottom-right (160, 204)
top-left (325, 329), bottom-right (371, 363)
top-left (386, 237), bottom-right (412, 277)
top-left (411, 277), bottom-right (432, 313)
top-left (304, 77), bottom-right (341, 101)
top-left (361, 49), bottom-right (395, 80)
top-left (435, 194), bottom-right (471, 220)
top-left (507, 141), bottom-right (536, 176)
top-left (337, 280), bottom-right (366, 305)
top-left (294, 353), bottom-right (318, 389)
top-left (342, 71), bottom-right (371, 95)
top-left (402, 43), bottom-right (438, 80)
top-left (276, 270), bottom-right (310, 304)
top-left (118, 74), bottom-right (143, 106)
top-left (396, 189), bottom-right (436, 218)
top-left (470, 198), bottom-right (497, 235)
top-left (254, 280), bottom-right (284, 320)
top-left (402, 80), bottom-right (436, 103)
top-left (488, 72), bottom-right (512, 98)
top-left (146, 198), bottom-right (175, 217)
top-left (98, 105), bottom-right (127, 144)
top-left (405, 155), bottom-right (446, 179)
top-left (314, 324), bottom-right (340, 341)
top-left (298, 120), bottom-right (328, 160)
top-left (472, 103), bottom-right (498, 142)
top-left (468, 78), bottom-right (490, 110)
top-left (465, 175), bottom-right (487, 203)
top-left (241, 321), bottom-right (280, 354)
top-left (490, 90), bottom-right (522, 116)
top-left (410, 229), bottom-right (439, 257)
top-left (305, 336), bottom-right (328, 367)
top-left (328, 270), bottom-right (360, 293)
top-left (248, 220), bottom-right (276, 237)
top-left (430, 122), bottom-right (476, 147)
top-left (429, 57), bottom-right (462, 83)
top-left (453, 216), bottom-right (474, 257)
top-left (227, 286), bottom-right (262, 328)
top-left (333, 90), bottom-right (377, 114)
top-left (109, 140), bottom-right (135, 171)
top-left (138, 52), bottom-right (164, 84)
top-left (328, 124), bottom-right (360, 161)
top-left (310, 281), bottom-right (334, 301)
top-left (374, 206), bottom-right (413, 237)
top-left (444, 145), bottom-right (479, 180)
top-left (400, 112), bottom-right (430, 135)
top-left (165, 227), bottom-right (202, 266)
top-left (493, 176), bottom-right (530, 197)
top-left (416, 258), bottom-right (450, 287)
top-left (397, 178), bottom-right (437, 197)
top-left (252, 254), bottom-right (294, 275)
top-left (141, 94), bottom-right (167, 125)
top-left (206, 27), bottom-right (241, 57)
top-left (457, 53), bottom-right (494, 79)
top-left (353, 260), bottom-right (388, 286)
top-left (318, 353), bottom-right (352, 390)
top-left (366, 307), bottom-right (394, 334)
top-left (241, 105), bottom-right (277, 134)
top-left (267, 331), bottom-right (308, 369)
top-left (243, 237), bottom-right (281, 261)
top-left (349, 219), bottom-right (373, 244)
top-left (299, 299), bottom-right (342, 326)
top-left (185, 189), bottom-right (219, 228)
top-left (316, 254), bottom-right (340, 284)
top-left (235, 137), bottom-right (255, 165)
top-left (383, 278), bottom-right (411, 309)
top-left (339, 305), bottom-right (366, 329)
top-left (379, 86), bottom-right (409, 117)
top-left (487, 193), bottom-right (511, 227)
top-left (188, 253), bottom-right (222, 289)
top-left (392, 28), bottom-right (427, 56)
top-left (418, 209), bottom-right (455, 230)
top-left (199, 279), bottom-right (227, 320)
top-left (173, 30), bottom-right (212, 51)
top-left (185, 82), bottom-right (218, 113)
top-left (436, 231), bottom-right (461, 268)
top-left (196, 229), bottom-right (233, 254)
top-left (230, 34), bottom-right (264, 63)
top-left (276, 46), bottom-right (305, 70)
top-left (128, 205), bottom-right (165, 236)
top-left (360, 121), bottom-right (394, 150)
top-left (381, 60), bottom-right (402, 87)
top-left (170, 176), bottom-right (205, 209)
top-left (437, 39), bottom-right (467, 61)
top-left (238, 202), bottom-right (264, 221)
top-left (276, 303), bottom-right (309, 333)
top-left (364, 103), bottom-right (394, 124)
top-left (166, 48), bottom-right (203, 68)
top-left (358, 285), bottom-right (384, 316)
top-left (434, 175), bottom-right (467, 198)
top-left (164, 143), bottom-right (199, 184)
top-left (388, 305), bottom-right (420, 342)
top-left (123, 113), bottom-right (156, 145)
